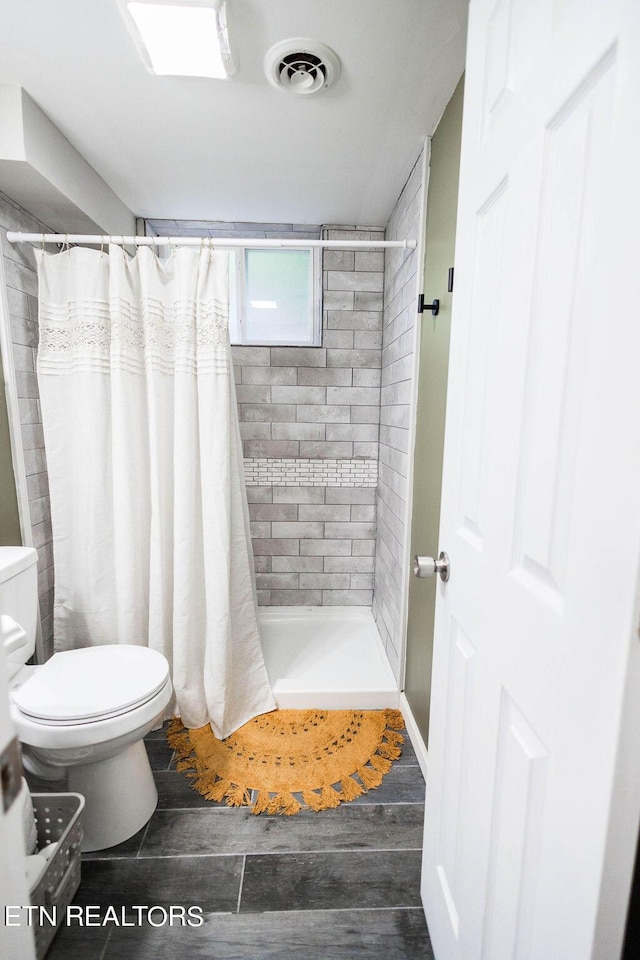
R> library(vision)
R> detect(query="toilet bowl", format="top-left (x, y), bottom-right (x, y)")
top-left (0, 546), bottom-right (173, 852)
top-left (11, 645), bottom-right (173, 852)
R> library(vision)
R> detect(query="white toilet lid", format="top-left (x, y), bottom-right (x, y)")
top-left (11, 645), bottom-right (170, 724)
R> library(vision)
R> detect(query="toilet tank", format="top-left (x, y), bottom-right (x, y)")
top-left (0, 547), bottom-right (38, 679)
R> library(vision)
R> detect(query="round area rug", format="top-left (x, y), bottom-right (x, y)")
top-left (167, 708), bottom-right (405, 815)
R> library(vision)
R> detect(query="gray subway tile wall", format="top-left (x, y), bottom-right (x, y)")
top-left (0, 191), bottom-right (55, 659)
top-left (234, 225), bottom-right (386, 608)
top-left (372, 153), bottom-right (424, 676)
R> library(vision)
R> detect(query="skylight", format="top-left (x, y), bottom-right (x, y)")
top-left (125, 2), bottom-right (235, 79)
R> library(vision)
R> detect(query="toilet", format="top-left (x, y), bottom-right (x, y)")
top-left (0, 546), bottom-right (173, 852)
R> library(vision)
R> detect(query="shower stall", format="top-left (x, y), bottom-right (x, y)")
top-left (0, 161), bottom-right (428, 738)
top-left (212, 213), bottom-right (426, 713)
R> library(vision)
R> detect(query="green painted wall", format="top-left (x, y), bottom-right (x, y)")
top-left (405, 75), bottom-right (464, 744)
top-left (0, 345), bottom-right (21, 545)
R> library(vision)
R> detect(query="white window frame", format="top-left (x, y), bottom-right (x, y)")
top-left (229, 245), bottom-right (322, 347)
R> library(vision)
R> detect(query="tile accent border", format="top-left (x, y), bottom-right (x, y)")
top-left (244, 457), bottom-right (378, 487)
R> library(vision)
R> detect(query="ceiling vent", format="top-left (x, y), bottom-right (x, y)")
top-left (264, 39), bottom-right (341, 97)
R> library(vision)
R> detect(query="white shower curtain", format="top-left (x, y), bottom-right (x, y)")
top-left (36, 243), bottom-right (276, 739)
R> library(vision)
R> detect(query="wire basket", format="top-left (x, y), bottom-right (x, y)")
top-left (29, 793), bottom-right (84, 960)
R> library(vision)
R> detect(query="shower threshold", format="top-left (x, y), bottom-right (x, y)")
top-left (258, 606), bottom-right (399, 710)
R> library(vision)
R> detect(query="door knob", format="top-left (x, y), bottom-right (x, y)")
top-left (413, 552), bottom-right (450, 582)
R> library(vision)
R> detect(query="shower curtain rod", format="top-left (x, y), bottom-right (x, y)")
top-left (6, 232), bottom-right (417, 250)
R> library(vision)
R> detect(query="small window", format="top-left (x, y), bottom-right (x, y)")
top-left (228, 247), bottom-right (321, 346)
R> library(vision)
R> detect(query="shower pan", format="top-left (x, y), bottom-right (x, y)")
top-left (258, 606), bottom-right (398, 710)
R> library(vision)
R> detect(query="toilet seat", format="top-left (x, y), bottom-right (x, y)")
top-left (11, 644), bottom-right (170, 725)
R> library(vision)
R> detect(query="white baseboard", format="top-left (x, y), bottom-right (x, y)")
top-left (399, 692), bottom-right (429, 783)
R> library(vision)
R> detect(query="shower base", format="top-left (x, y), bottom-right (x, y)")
top-left (258, 606), bottom-right (399, 710)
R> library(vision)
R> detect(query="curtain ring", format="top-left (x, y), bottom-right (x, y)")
top-left (100, 236), bottom-right (105, 256)
top-left (40, 235), bottom-right (45, 254)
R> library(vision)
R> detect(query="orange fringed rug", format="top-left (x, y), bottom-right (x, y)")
top-left (167, 708), bottom-right (405, 815)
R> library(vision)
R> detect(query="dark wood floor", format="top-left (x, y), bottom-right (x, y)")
top-left (31, 719), bottom-right (433, 959)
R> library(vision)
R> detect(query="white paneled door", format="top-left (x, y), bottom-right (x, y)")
top-left (421, 1), bottom-right (640, 958)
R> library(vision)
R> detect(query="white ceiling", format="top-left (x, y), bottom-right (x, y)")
top-left (0, 0), bottom-right (467, 226)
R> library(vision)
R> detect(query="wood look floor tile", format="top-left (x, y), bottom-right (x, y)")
top-left (100, 907), bottom-right (434, 960)
top-left (82, 823), bottom-right (148, 861)
top-left (42, 723), bottom-right (429, 959)
top-left (73, 855), bottom-right (243, 915)
top-left (43, 921), bottom-right (111, 960)
top-left (348, 763), bottom-right (425, 805)
top-left (239, 849), bottom-right (423, 912)
top-left (144, 739), bottom-right (175, 771)
top-left (139, 803), bottom-right (423, 858)
top-left (394, 732), bottom-right (419, 765)
top-left (154, 771), bottom-right (224, 809)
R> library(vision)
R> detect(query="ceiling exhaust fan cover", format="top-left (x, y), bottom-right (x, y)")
top-left (264, 39), bottom-right (341, 96)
